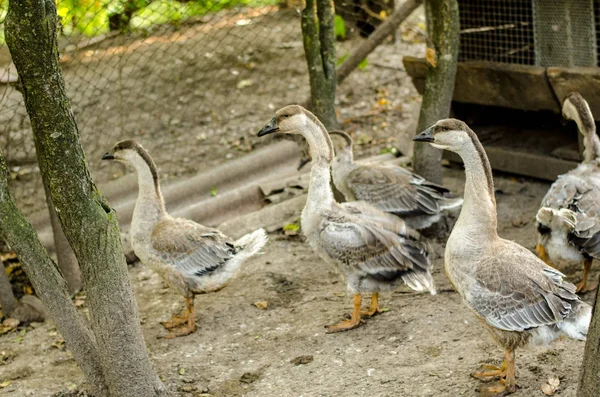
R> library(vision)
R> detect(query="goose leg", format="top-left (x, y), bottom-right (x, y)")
top-left (360, 292), bottom-right (382, 317)
top-left (161, 304), bottom-right (189, 330)
top-left (479, 349), bottom-right (517, 396)
top-left (472, 361), bottom-right (507, 381)
top-left (576, 258), bottom-right (595, 292)
top-left (536, 244), bottom-right (556, 269)
top-left (326, 294), bottom-right (363, 334)
top-left (162, 297), bottom-right (197, 339)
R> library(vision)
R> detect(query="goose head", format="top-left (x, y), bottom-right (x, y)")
top-left (257, 105), bottom-right (310, 137)
top-left (258, 105), bottom-right (334, 162)
top-left (413, 118), bottom-right (472, 153)
top-left (102, 140), bottom-right (159, 181)
top-left (562, 92), bottom-right (595, 137)
top-left (329, 130), bottom-right (354, 165)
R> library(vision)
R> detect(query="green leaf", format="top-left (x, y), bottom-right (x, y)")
top-left (358, 59), bottom-right (369, 71)
top-left (210, 187), bottom-right (218, 197)
top-left (336, 54), bottom-right (349, 66)
top-left (334, 15), bottom-right (346, 39)
top-left (283, 223), bottom-right (300, 233)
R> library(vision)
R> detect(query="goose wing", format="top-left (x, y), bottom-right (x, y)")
top-left (542, 169), bottom-right (600, 257)
top-left (151, 217), bottom-right (237, 278)
top-left (319, 209), bottom-right (431, 286)
top-left (467, 242), bottom-right (579, 332)
top-left (341, 200), bottom-right (414, 237)
top-left (345, 164), bottom-right (449, 216)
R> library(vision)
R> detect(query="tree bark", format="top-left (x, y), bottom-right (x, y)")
top-left (578, 283), bottom-right (600, 397)
top-left (302, 0), bottom-right (339, 130)
top-left (5, 1), bottom-right (164, 396)
top-left (0, 260), bottom-right (17, 315)
top-left (337, 0), bottom-right (422, 84)
top-left (413, 0), bottom-right (459, 184)
top-left (0, 151), bottom-right (109, 397)
top-left (44, 184), bottom-right (81, 294)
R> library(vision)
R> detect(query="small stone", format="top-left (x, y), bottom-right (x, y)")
top-left (290, 355), bottom-right (313, 365)
top-left (240, 372), bottom-right (260, 384)
top-left (177, 384), bottom-right (197, 393)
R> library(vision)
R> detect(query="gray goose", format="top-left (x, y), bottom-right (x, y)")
top-left (102, 140), bottom-right (267, 338)
top-left (330, 130), bottom-right (462, 230)
top-left (536, 92), bottom-right (600, 292)
top-left (414, 119), bottom-right (591, 395)
top-left (258, 106), bottom-right (435, 333)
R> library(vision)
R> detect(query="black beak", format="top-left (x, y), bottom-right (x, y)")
top-left (413, 127), bottom-right (435, 143)
top-left (258, 117), bottom-right (279, 137)
top-left (102, 152), bottom-right (115, 160)
top-left (297, 156), bottom-right (311, 171)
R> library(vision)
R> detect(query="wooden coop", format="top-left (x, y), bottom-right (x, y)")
top-left (404, 0), bottom-right (600, 181)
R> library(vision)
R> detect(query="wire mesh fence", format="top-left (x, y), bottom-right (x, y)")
top-left (0, 0), bottom-right (421, 217)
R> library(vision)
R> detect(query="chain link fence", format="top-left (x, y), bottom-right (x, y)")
top-left (0, 0), bottom-right (422, 215)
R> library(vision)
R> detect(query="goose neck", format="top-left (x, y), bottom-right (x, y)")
top-left (453, 140), bottom-right (498, 239)
top-left (581, 127), bottom-right (600, 163)
top-left (306, 157), bottom-right (335, 210)
top-left (131, 156), bottom-right (167, 231)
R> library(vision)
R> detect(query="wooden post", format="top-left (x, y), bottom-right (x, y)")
top-left (302, 0), bottom-right (339, 130)
top-left (413, 0), bottom-right (459, 184)
top-left (577, 283), bottom-right (600, 397)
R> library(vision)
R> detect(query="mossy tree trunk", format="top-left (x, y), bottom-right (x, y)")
top-left (0, 151), bottom-right (109, 397)
top-left (413, 0), bottom-right (459, 184)
top-left (44, 185), bottom-right (81, 294)
top-left (5, 0), bottom-right (164, 396)
top-left (0, 259), bottom-right (17, 315)
top-left (578, 283), bottom-right (600, 397)
top-left (302, 0), bottom-right (339, 130)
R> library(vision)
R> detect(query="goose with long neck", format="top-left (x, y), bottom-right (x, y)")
top-left (414, 119), bottom-right (591, 395)
top-left (536, 92), bottom-right (600, 292)
top-left (258, 106), bottom-right (435, 333)
top-left (329, 130), bottom-right (463, 230)
top-left (102, 140), bottom-right (267, 338)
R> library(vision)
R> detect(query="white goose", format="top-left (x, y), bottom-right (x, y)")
top-left (330, 130), bottom-right (463, 230)
top-left (536, 92), bottom-right (600, 292)
top-left (258, 105), bottom-right (435, 333)
top-left (413, 119), bottom-right (591, 395)
top-left (102, 140), bottom-right (267, 338)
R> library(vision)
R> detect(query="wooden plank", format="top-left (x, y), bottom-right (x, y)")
top-left (548, 67), bottom-right (600, 121)
top-left (403, 56), bottom-right (427, 94)
top-left (403, 57), bottom-right (560, 112)
top-left (444, 146), bottom-right (577, 181)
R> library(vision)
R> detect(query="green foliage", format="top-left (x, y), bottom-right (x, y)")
top-left (0, 0), bottom-right (279, 42)
top-left (358, 58), bottom-right (369, 70)
top-left (336, 53), bottom-right (349, 66)
top-left (334, 14), bottom-right (345, 39)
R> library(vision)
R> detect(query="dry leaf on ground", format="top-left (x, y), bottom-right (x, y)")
top-left (253, 301), bottom-right (268, 310)
top-left (541, 375), bottom-right (560, 396)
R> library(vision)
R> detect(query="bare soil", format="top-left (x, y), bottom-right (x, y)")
top-left (1, 167), bottom-right (597, 397)
top-left (0, 6), bottom-right (596, 397)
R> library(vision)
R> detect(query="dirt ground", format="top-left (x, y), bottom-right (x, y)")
top-left (1, 166), bottom-right (597, 397)
top-left (0, 5), bottom-right (596, 397)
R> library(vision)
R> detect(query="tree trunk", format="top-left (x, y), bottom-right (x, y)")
top-left (578, 283), bottom-right (600, 396)
top-left (5, 1), bottom-right (164, 396)
top-left (0, 151), bottom-right (109, 397)
top-left (0, 260), bottom-right (18, 315)
top-left (413, 0), bottom-right (459, 184)
top-left (44, 184), bottom-right (81, 294)
top-left (302, 0), bottom-right (339, 130)
top-left (300, 0), bottom-right (421, 109)
top-left (337, 0), bottom-right (422, 85)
